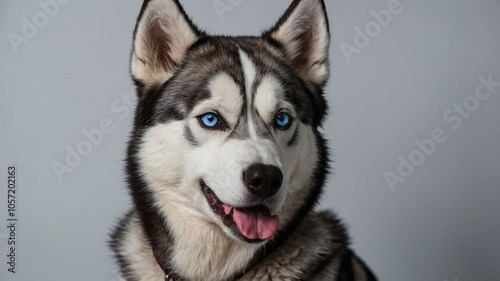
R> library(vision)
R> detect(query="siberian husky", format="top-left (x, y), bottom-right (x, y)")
top-left (110, 0), bottom-right (378, 280)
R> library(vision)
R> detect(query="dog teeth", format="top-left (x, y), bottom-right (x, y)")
top-left (223, 205), bottom-right (233, 215)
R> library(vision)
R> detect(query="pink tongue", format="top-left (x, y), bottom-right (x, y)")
top-left (230, 206), bottom-right (279, 240)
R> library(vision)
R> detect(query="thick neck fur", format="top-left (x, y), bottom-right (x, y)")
top-left (138, 178), bottom-right (315, 281)
top-left (155, 202), bottom-right (259, 281)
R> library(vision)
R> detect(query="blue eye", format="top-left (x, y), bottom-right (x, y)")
top-left (275, 112), bottom-right (291, 129)
top-left (200, 113), bottom-right (219, 128)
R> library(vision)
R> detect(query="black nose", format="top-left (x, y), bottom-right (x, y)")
top-left (243, 164), bottom-right (283, 199)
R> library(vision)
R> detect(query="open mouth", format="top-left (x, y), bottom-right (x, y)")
top-left (200, 179), bottom-right (279, 242)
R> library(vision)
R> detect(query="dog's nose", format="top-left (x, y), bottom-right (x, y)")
top-left (243, 164), bottom-right (283, 198)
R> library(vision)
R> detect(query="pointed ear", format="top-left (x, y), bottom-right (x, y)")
top-left (264, 0), bottom-right (330, 85)
top-left (131, 0), bottom-right (202, 87)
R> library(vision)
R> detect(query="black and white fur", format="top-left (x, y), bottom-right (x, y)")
top-left (110, 0), bottom-right (377, 280)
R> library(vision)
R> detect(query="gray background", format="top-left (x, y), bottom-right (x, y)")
top-left (1, 0), bottom-right (499, 280)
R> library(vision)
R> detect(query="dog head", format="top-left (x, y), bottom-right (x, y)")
top-left (128, 0), bottom-right (330, 243)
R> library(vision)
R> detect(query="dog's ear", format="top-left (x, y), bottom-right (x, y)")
top-left (131, 0), bottom-right (202, 87)
top-left (264, 0), bottom-right (330, 86)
